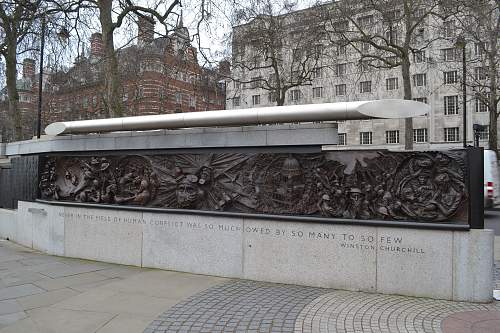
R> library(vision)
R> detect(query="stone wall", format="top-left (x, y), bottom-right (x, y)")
top-left (0, 201), bottom-right (493, 303)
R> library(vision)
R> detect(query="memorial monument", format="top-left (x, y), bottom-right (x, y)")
top-left (0, 100), bottom-right (494, 303)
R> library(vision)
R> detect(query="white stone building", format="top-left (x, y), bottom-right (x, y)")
top-left (226, 4), bottom-right (494, 150)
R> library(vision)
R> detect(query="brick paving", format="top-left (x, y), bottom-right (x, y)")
top-left (144, 280), bottom-right (331, 333)
top-left (145, 262), bottom-right (500, 333)
top-left (295, 290), bottom-right (499, 333)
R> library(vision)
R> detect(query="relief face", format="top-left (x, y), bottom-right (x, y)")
top-left (39, 150), bottom-right (469, 224)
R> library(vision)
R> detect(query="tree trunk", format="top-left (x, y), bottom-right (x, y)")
top-left (488, 71), bottom-right (498, 153)
top-left (487, 25), bottom-right (499, 155)
top-left (99, 0), bottom-right (123, 117)
top-left (5, 35), bottom-right (22, 141)
top-left (401, 57), bottom-right (413, 150)
top-left (277, 88), bottom-right (286, 106)
top-left (489, 102), bottom-right (497, 154)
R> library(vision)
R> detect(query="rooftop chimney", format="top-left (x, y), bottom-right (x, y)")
top-left (22, 58), bottom-right (35, 80)
top-left (90, 33), bottom-right (104, 57)
top-left (138, 15), bottom-right (155, 45)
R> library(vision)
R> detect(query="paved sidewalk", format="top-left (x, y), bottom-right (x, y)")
top-left (0, 240), bottom-right (225, 332)
top-left (0, 240), bottom-right (498, 332)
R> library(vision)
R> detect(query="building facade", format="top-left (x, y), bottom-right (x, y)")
top-left (226, 3), bottom-right (495, 150)
top-left (0, 17), bottom-right (226, 141)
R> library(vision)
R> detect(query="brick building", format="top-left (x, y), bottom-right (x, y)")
top-left (0, 17), bottom-right (227, 141)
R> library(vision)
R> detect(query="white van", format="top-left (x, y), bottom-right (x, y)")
top-left (484, 149), bottom-right (500, 208)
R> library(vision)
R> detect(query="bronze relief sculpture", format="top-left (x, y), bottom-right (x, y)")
top-left (39, 150), bottom-right (468, 223)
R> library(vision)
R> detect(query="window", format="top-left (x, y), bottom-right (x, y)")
top-left (313, 44), bottom-right (323, 57)
top-left (189, 95), bottom-right (196, 108)
top-left (136, 86), bottom-right (144, 99)
top-left (477, 125), bottom-right (489, 140)
top-left (442, 48), bottom-right (457, 62)
top-left (444, 95), bottom-right (459, 115)
top-left (475, 42), bottom-right (487, 57)
top-left (268, 92), bottom-right (277, 103)
top-left (413, 73), bottom-right (427, 87)
top-left (338, 133), bottom-right (346, 145)
top-left (385, 130), bottom-right (399, 144)
top-left (443, 20), bottom-right (455, 38)
top-left (251, 76), bottom-right (262, 88)
top-left (292, 48), bottom-right (302, 61)
top-left (474, 67), bottom-right (488, 80)
top-left (336, 43), bottom-right (347, 56)
top-left (312, 87), bottom-right (324, 98)
top-left (413, 128), bottom-right (428, 143)
top-left (333, 20), bottom-right (349, 32)
top-left (385, 56), bottom-right (398, 65)
top-left (335, 84), bottom-right (346, 96)
top-left (290, 89), bottom-right (301, 102)
top-left (175, 92), bottom-right (182, 104)
top-left (415, 8), bottom-right (426, 19)
top-left (357, 15), bottom-right (374, 29)
top-left (413, 50), bottom-right (426, 63)
top-left (360, 131), bottom-right (373, 145)
top-left (386, 78), bottom-right (399, 90)
top-left (475, 97), bottom-right (489, 113)
top-left (413, 97), bottom-right (428, 104)
top-left (234, 81), bottom-right (241, 89)
top-left (444, 71), bottom-right (458, 84)
top-left (359, 60), bottom-right (372, 72)
top-left (384, 29), bottom-right (399, 43)
top-left (384, 9), bottom-right (401, 22)
top-left (252, 95), bottom-right (260, 105)
top-left (82, 97), bottom-right (88, 109)
top-left (359, 81), bottom-right (372, 93)
top-left (252, 55), bottom-right (260, 67)
top-left (335, 63), bottom-right (347, 76)
top-left (444, 127), bottom-right (459, 142)
top-left (233, 96), bottom-right (240, 107)
top-left (92, 96), bottom-right (98, 107)
top-left (312, 67), bottom-right (322, 79)
top-left (360, 42), bottom-right (370, 53)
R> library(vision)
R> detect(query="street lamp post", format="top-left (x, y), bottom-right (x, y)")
top-left (36, 15), bottom-right (46, 139)
top-left (455, 35), bottom-right (467, 148)
top-left (36, 17), bottom-right (69, 139)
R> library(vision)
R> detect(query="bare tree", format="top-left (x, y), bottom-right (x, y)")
top-left (0, 0), bottom-right (81, 141)
top-left (80, 0), bottom-right (182, 117)
top-left (229, 0), bottom-right (326, 106)
top-left (0, 0), bottom-right (41, 140)
top-left (322, 0), bottom-right (443, 150)
top-left (452, 0), bottom-right (500, 153)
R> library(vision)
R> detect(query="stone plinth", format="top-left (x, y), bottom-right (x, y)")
top-left (2, 201), bottom-right (494, 303)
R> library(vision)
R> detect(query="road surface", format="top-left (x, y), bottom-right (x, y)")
top-left (485, 209), bottom-right (500, 235)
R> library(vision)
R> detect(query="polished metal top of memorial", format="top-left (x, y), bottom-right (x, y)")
top-left (45, 100), bottom-right (429, 136)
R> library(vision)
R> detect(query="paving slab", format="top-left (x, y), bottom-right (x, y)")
top-left (0, 284), bottom-right (46, 301)
top-left (0, 300), bottom-right (22, 316)
top-left (96, 313), bottom-right (157, 333)
top-left (26, 307), bottom-right (116, 333)
top-left (0, 312), bottom-right (27, 329)
top-left (33, 272), bottom-right (116, 291)
top-left (37, 262), bottom-right (110, 278)
top-left (0, 317), bottom-right (40, 333)
top-left (16, 288), bottom-right (80, 310)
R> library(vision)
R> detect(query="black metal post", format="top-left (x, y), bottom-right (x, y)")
top-left (462, 43), bottom-right (467, 148)
top-left (36, 15), bottom-right (46, 139)
top-left (467, 147), bottom-right (484, 229)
